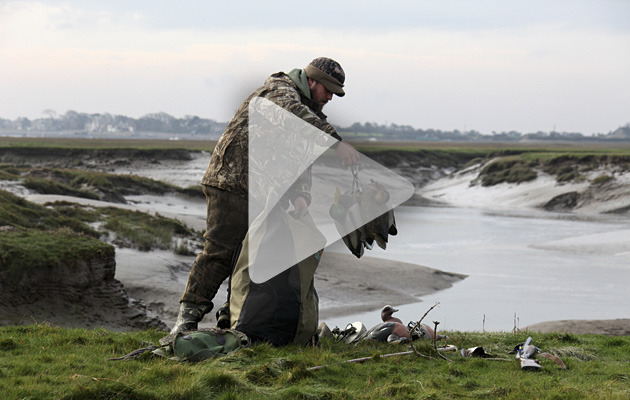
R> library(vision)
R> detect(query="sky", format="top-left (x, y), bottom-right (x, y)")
top-left (1, 0), bottom-right (629, 135)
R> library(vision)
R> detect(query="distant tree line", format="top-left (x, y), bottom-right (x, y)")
top-left (337, 122), bottom-right (630, 142)
top-left (0, 110), bottom-right (226, 136)
top-left (1, 110), bottom-right (629, 142)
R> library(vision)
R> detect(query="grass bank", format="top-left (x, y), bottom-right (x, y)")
top-left (4, 137), bottom-right (630, 185)
top-left (4, 135), bottom-right (630, 155)
top-left (1, 324), bottom-right (629, 399)
top-left (0, 188), bottom-right (201, 285)
top-left (476, 153), bottom-right (630, 186)
top-left (19, 167), bottom-right (203, 203)
top-left (0, 229), bottom-right (114, 285)
top-left (0, 137), bottom-right (214, 151)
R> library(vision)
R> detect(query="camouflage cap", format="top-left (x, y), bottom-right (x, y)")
top-left (305, 57), bottom-right (345, 97)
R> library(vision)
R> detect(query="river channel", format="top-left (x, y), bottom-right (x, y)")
top-left (325, 205), bottom-right (630, 332)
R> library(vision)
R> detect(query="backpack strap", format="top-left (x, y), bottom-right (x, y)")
top-left (106, 345), bottom-right (162, 361)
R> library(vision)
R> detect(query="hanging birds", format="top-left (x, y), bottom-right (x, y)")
top-left (361, 180), bottom-right (394, 250)
top-left (330, 169), bottom-right (398, 258)
top-left (329, 187), bottom-right (366, 257)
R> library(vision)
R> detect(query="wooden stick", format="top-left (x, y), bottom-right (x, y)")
top-left (307, 351), bottom-right (415, 371)
top-left (432, 320), bottom-right (453, 362)
top-left (309, 302), bottom-right (447, 371)
top-left (409, 302), bottom-right (440, 359)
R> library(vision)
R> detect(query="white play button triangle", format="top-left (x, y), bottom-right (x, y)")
top-left (246, 96), bottom-right (414, 283)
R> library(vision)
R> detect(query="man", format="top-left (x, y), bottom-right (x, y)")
top-left (171, 57), bottom-right (359, 335)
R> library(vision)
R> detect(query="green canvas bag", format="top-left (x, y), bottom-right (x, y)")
top-left (107, 328), bottom-right (250, 363)
top-left (154, 328), bottom-right (250, 362)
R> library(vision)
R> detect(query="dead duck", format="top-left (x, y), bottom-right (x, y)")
top-left (330, 187), bottom-right (367, 258)
top-left (360, 181), bottom-right (392, 250)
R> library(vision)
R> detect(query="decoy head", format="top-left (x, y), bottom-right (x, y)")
top-left (381, 305), bottom-right (399, 321)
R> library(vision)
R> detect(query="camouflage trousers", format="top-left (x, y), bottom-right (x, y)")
top-left (180, 185), bottom-right (249, 306)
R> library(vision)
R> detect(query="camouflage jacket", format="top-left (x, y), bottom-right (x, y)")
top-left (202, 70), bottom-right (342, 206)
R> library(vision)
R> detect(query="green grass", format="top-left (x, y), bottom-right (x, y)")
top-left (3, 135), bottom-right (630, 153)
top-left (0, 229), bottom-right (114, 284)
top-left (1, 325), bottom-right (629, 399)
top-left (0, 164), bottom-right (21, 180)
top-left (0, 190), bottom-right (96, 234)
top-left (473, 151), bottom-right (630, 186)
top-left (97, 207), bottom-right (197, 251)
top-left (23, 176), bottom-right (102, 200)
top-left (22, 168), bottom-right (195, 202)
top-left (0, 137), bottom-right (215, 151)
top-left (0, 190), bottom-right (201, 282)
top-left (592, 175), bottom-right (614, 186)
top-left (478, 157), bottom-right (538, 186)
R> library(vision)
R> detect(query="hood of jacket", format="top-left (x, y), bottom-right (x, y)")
top-left (286, 68), bottom-right (312, 100)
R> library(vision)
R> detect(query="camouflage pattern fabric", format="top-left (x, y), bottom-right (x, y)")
top-left (179, 185), bottom-right (248, 305)
top-left (305, 57), bottom-right (345, 96)
top-left (202, 71), bottom-right (340, 203)
top-left (181, 71), bottom-right (340, 307)
top-left (309, 57), bottom-right (345, 87)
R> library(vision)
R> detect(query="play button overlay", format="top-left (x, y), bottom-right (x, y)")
top-left (247, 96), bottom-right (414, 283)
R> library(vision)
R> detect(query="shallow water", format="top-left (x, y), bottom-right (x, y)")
top-left (116, 151), bottom-right (212, 189)
top-left (325, 206), bottom-right (630, 332)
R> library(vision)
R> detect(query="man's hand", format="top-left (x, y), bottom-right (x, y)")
top-left (292, 196), bottom-right (308, 217)
top-left (335, 141), bottom-right (360, 166)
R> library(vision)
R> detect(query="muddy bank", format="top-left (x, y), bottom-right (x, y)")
top-left (113, 247), bottom-right (467, 331)
top-left (525, 319), bottom-right (630, 336)
top-left (0, 246), bottom-right (166, 331)
top-left (418, 161), bottom-right (630, 215)
top-left (0, 146), bottom-right (195, 166)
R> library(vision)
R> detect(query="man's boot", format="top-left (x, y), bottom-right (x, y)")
top-left (170, 302), bottom-right (213, 335)
top-left (215, 302), bottom-right (231, 329)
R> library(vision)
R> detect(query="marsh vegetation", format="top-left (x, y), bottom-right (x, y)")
top-left (1, 324), bottom-right (629, 399)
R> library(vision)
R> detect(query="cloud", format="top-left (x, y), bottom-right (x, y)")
top-left (11, 0), bottom-right (628, 32)
top-left (1, 0), bottom-right (629, 134)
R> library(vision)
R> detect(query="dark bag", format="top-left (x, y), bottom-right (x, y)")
top-left (229, 206), bottom-right (326, 346)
